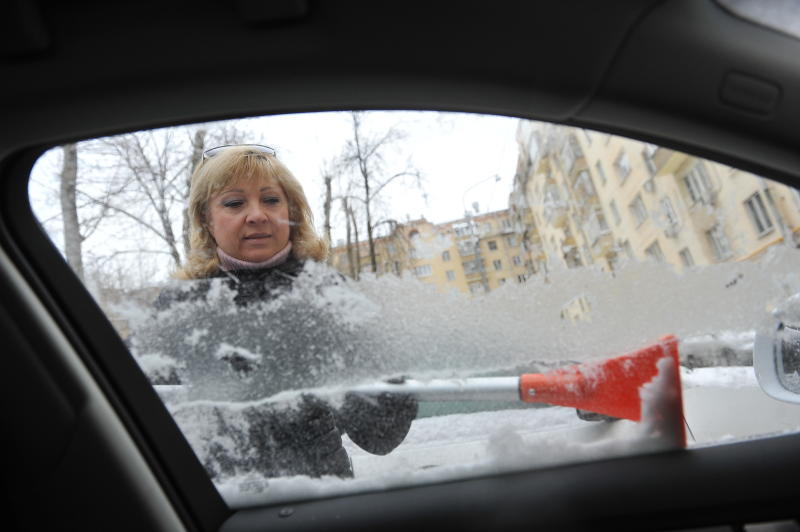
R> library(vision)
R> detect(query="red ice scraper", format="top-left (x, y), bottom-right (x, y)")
top-left (350, 335), bottom-right (685, 446)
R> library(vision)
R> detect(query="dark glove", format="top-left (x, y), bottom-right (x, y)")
top-left (263, 394), bottom-right (352, 478)
top-left (337, 392), bottom-right (418, 456)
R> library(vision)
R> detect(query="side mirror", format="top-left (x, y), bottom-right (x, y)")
top-left (754, 297), bottom-right (800, 404)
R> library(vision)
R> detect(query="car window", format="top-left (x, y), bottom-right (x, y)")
top-left (28, 111), bottom-right (800, 507)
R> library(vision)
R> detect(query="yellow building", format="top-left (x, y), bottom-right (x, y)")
top-left (513, 120), bottom-right (800, 273)
top-left (330, 211), bottom-right (536, 295)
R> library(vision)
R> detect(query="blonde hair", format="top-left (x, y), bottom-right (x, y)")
top-left (175, 146), bottom-right (328, 279)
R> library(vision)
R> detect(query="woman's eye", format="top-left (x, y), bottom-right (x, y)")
top-left (223, 200), bottom-right (244, 208)
top-left (262, 197), bottom-right (280, 205)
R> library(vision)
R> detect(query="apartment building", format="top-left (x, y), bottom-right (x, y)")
top-left (512, 120), bottom-right (800, 274)
top-left (330, 210), bottom-right (536, 295)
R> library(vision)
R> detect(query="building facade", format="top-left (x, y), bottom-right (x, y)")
top-left (512, 120), bottom-right (800, 274)
top-left (330, 211), bottom-right (536, 295)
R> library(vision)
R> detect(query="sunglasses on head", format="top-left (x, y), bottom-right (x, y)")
top-left (202, 144), bottom-right (277, 160)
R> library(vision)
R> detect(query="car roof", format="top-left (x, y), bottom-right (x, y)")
top-left (1, 1), bottom-right (799, 531)
top-left (2, 1), bottom-right (799, 184)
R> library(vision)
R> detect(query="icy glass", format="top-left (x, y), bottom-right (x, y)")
top-left (28, 111), bottom-right (800, 507)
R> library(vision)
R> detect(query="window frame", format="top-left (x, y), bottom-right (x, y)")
top-left (706, 224), bottom-right (733, 260)
top-left (629, 193), bottom-right (648, 226)
top-left (615, 150), bottom-right (631, 182)
top-left (7, 1), bottom-right (800, 529)
top-left (744, 191), bottom-right (774, 237)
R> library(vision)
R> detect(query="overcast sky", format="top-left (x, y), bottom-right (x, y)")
top-left (239, 111), bottom-right (522, 230)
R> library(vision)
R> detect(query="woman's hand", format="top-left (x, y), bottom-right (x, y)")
top-left (337, 392), bottom-right (418, 455)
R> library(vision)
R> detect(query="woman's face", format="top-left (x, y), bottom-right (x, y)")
top-left (207, 174), bottom-right (291, 262)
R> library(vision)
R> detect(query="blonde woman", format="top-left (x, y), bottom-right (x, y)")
top-left (150, 145), bottom-right (416, 480)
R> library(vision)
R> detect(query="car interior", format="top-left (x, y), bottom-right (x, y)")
top-left (2, 0), bottom-right (800, 530)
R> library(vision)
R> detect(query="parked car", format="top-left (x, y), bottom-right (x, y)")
top-left (1, 1), bottom-right (799, 530)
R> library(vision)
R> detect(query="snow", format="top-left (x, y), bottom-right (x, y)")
top-left (681, 366), bottom-right (758, 389)
top-left (214, 343), bottom-right (262, 363)
top-left (120, 247), bottom-right (800, 508)
top-left (134, 353), bottom-right (182, 384)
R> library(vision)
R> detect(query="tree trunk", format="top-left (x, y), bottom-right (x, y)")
top-left (60, 143), bottom-right (84, 280)
top-left (323, 173), bottom-right (332, 263)
top-left (343, 198), bottom-right (356, 279)
top-left (183, 129), bottom-right (206, 257)
top-left (349, 204), bottom-right (361, 280)
top-left (363, 171), bottom-right (378, 273)
top-left (351, 112), bottom-right (378, 273)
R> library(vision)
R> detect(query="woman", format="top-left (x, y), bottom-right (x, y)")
top-left (154, 144), bottom-right (416, 480)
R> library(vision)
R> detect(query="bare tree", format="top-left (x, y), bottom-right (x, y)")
top-left (59, 143), bottom-right (84, 280)
top-left (183, 128), bottom-right (206, 257)
top-left (94, 130), bottom-right (190, 267)
top-left (78, 124), bottom-right (247, 270)
top-left (57, 143), bottom-right (112, 281)
top-left (339, 112), bottom-right (423, 273)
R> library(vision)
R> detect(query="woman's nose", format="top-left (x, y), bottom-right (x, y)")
top-left (245, 203), bottom-right (269, 223)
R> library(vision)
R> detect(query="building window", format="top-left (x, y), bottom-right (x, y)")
top-left (615, 151), bottom-right (631, 182)
top-left (609, 199), bottom-right (621, 225)
top-left (513, 255), bottom-right (522, 266)
top-left (453, 223), bottom-right (471, 237)
top-left (679, 247), bottom-right (694, 267)
top-left (744, 191), bottom-right (774, 236)
top-left (560, 136), bottom-right (582, 174)
top-left (469, 282), bottom-right (484, 294)
top-left (517, 274), bottom-right (527, 283)
top-left (660, 196), bottom-right (680, 235)
top-left (642, 144), bottom-right (657, 176)
top-left (493, 259), bottom-right (503, 270)
top-left (506, 235), bottom-right (517, 247)
top-left (446, 270), bottom-right (456, 281)
top-left (498, 278), bottom-right (506, 285)
top-left (462, 259), bottom-right (484, 275)
top-left (393, 261), bottom-right (401, 274)
top-left (487, 240), bottom-right (498, 251)
top-left (683, 163), bottom-right (713, 204)
top-left (387, 243), bottom-right (397, 254)
top-left (619, 240), bottom-right (634, 260)
top-left (629, 194), bottom-right (648, 226)
top-left (595, 161), bottom-right (607, 185)
top-left (575, 170), bottom-right (597, 197)
top-left (442, 250), bottom-right (451, 261)
top-left (645, 240), bottom-right (665, 262)
top-left (413, 264), bottom-right (432, 277)
top-left (706, 225), bottom-right (732, 260)
top-left (501, 219), bottom-right (513, 231)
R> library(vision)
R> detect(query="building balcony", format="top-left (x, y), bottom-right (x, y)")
top-left (457, 240), bottom-right (478, 257)
top-left (543, 201), bottom-right (569, 227)
top-left (651, 147), bottom-right (690, 176)
top-left (585, 210), bottom-right (611, 246)
top-left (664, 222), bottom-right (681, 239)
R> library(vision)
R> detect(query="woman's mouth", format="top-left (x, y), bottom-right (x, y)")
top-left (243, 233), bottom-right (271, 240)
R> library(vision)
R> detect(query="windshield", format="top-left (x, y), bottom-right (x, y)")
top-left (28, 111), bottom-right (800, 507)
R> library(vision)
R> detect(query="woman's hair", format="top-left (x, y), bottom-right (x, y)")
top-left (175, 146), bottom-right (328, 279)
